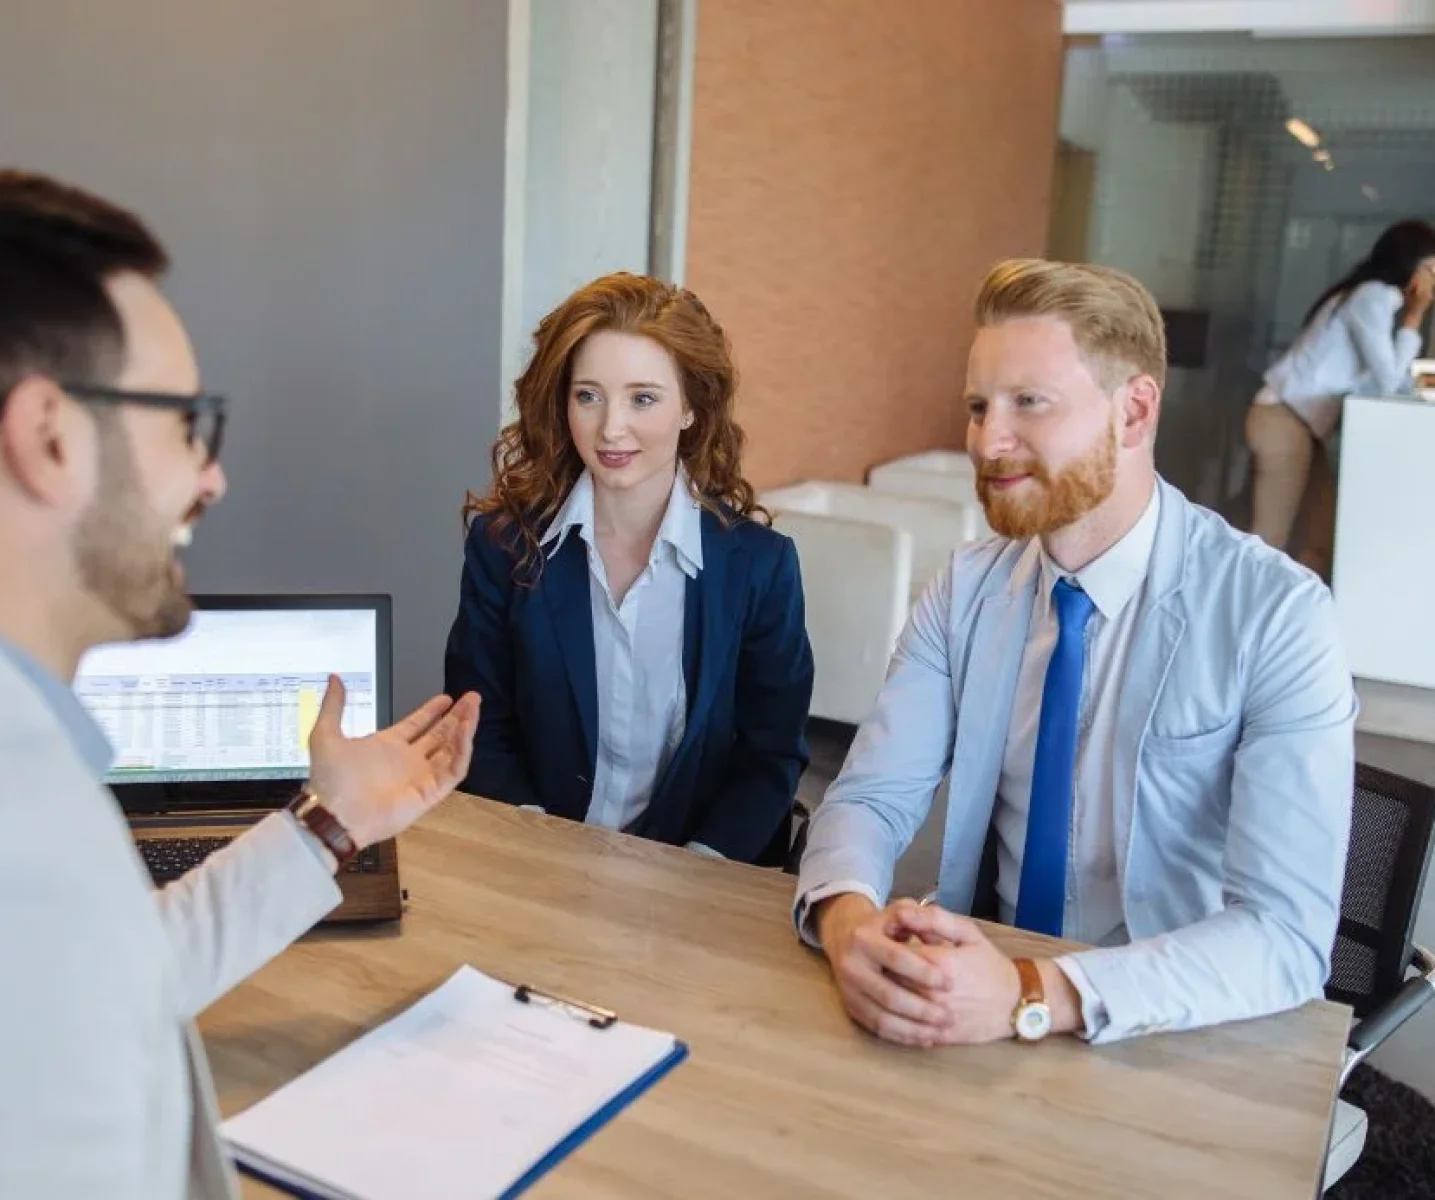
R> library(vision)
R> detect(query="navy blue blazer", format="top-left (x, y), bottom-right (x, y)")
top-left (444, 506), bottom-right (815, 864)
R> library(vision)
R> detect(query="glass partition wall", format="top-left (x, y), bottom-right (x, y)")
top-left (1052, 34), bottom-right (1435, 524)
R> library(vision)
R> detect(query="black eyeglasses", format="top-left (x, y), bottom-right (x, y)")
top-left (62, 383), bottom-right (228, 466)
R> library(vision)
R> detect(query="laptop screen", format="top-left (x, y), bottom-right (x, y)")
top-left (74, 600), bottom-right (385, 788)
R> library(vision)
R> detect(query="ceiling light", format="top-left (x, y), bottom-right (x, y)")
top-left (1286, 118), bottom-right (1322, 148)
top-left (1362, 184), bottom-right (1381, 202)
top-left (1313, 149), bottom-right (1332, 164)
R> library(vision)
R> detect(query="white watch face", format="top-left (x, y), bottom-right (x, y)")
top-left (1015, 1002), bottom-right (1052, 1042)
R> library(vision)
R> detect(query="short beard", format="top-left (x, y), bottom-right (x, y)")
top-left (72, 416), bottom-right (193, 642)
top-left (977, 423), bottom-right (1117, 540)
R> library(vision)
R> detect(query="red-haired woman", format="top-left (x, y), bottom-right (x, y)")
top-left (444, 273), bottom-right (814, 865)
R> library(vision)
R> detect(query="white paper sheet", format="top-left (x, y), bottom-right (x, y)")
top-left (222, 965), bottom-right (682, 1199)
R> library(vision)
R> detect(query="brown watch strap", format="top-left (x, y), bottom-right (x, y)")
top-left (1013, 957), bottom-right (1044, 1005)
top-left (287, 788), bottom-right (359, 869)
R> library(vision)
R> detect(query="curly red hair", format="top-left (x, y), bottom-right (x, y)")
top-left (465, 272), bottom-right (765, 575)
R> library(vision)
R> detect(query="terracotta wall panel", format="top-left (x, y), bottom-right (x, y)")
top-left (686, 0), bottom-right (1065, 486)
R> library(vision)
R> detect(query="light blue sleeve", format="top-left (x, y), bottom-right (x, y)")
top-left (1067, 577), bottom-right (1356, 1043)
top-left (156, 812), bottom-right (342, 1018)
top-left (793, 563), bottom-right (958, 943)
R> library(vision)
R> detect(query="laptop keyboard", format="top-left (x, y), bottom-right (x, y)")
top-left (139, 835), bottom-right (383, 884)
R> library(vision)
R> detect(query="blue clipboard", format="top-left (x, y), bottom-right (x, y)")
top-left (233, 978), bottom-right (689, 1200)
top-left (499, 1038), bottom-right (690, 1198)
top-left (234, 1160), bottom-right (329, 1200)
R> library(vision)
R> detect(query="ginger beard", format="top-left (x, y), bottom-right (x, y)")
top-left (976, 421), bottom-right (1118, 540)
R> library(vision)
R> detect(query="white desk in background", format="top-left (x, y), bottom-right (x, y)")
top-left (1333, 393), bottom-right (1435, 736)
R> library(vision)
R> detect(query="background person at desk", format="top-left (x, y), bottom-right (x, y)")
top-left (0, 172), bottom-right (481, 1200)
top-left (446, 273), bottom-right (814, 865)
top-left (1245, 218), bottom-right (1435, 579)
top-left (796, 260), bottom-right (1356, 1047)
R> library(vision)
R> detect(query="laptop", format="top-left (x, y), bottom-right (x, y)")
top-left (74, 594), bottom-right (403, 923)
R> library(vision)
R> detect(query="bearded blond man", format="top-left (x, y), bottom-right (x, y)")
top-left (795, 259), bottom-right (1355, 1049)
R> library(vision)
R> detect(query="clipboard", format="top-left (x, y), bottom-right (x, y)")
top-left (502, 980), bottom-right (689, 1199)
top-left (223, 966), bottom-right (690, 1200)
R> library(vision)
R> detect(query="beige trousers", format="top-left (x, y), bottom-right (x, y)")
top-left (1245, 400), bottom-right (1336, 578)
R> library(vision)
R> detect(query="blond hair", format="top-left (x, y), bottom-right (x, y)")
top-left (974, 259), bottom-right (1167, 388)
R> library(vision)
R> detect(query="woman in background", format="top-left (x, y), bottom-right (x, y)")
top-left (445, 273), bottom-right (814, 866)
top-left (1246, 218), bottom-right (1435, 578)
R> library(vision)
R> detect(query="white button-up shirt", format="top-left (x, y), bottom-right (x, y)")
top-left (1260, 279), bottom-right (1423, 440)
top-left (994, 486), bottom-right (1160, 945)
top-left (540, 469), bottom-right (703, 835)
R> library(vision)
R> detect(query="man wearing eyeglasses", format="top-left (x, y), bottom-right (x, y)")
top-left (0, 171), bottom-right (481, 1199)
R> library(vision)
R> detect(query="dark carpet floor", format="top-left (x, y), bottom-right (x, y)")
top-left (1330, 1064), bottom-right (1435, 1198)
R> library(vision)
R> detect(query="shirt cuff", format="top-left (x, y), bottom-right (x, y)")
top-left (793, 880), bottom-right (883, 950)
top-left (1053, 954), bottom-right (1110, 1042)
top-left (685, 841), bottom-right (724, 859)
top-left (284, 809), bottom-right (338, 874)
top-left (518, 805), bottom-right (546, 814)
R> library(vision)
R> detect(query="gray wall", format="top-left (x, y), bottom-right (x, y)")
top-left (0, 0), bottom-right (508, 714)
top-left (522, 0), bottom-right (657, 340)
top-left (501, 0), bottom-right (659, 420)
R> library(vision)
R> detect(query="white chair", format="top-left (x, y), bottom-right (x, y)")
top-left (764, 480), bottom-right (981, 605)
top-left (1324, 1101), bottom-right (1367, 1192)
top-left (766, 509), bottom-right (909, 726)
top-left (868, 450), bottom-right (990, 539)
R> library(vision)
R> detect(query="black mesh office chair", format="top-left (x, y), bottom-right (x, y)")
top-left (1323, 763), bottom-right (1435, 1190)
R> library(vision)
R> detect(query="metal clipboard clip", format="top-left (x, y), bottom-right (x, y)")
top-left (513, 983), bottom-right (618, 1030)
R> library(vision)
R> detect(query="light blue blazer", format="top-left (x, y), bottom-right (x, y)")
top-left (797, 479), bottom-right (1357, 1043)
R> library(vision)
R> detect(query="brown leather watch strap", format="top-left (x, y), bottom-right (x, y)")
top-left (1013, 957), bottom-right (1045, 1005)
top-left (287, 788), bottom-right (359, 870)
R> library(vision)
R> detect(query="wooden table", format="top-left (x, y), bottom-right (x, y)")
top-left (203, 797), bottom-right (1349, 1199)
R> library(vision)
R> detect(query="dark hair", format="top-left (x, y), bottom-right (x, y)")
top-left (466, 271), bottom-right (765, 578)
top-left (0, 170), bottom-right (169, 404)
top-left (1302, 219), bottom-right (1435, 328)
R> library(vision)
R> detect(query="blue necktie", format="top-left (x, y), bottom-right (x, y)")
top-left (1015, 578), bottom-right (1096, 936)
